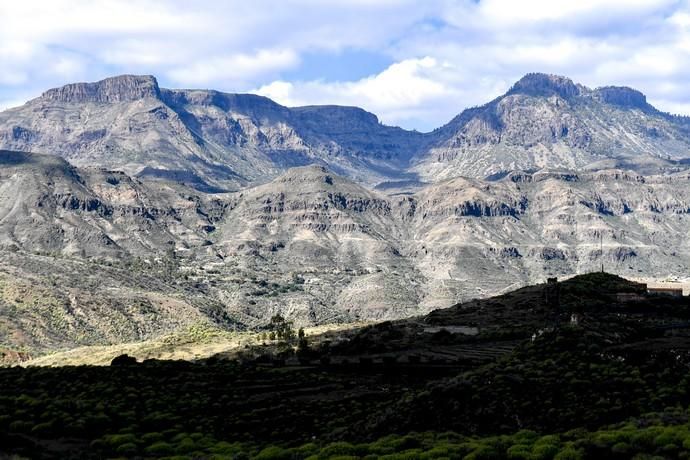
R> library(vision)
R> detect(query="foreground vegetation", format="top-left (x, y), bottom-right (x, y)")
top-left (2, 273), bottom-right (690, 458)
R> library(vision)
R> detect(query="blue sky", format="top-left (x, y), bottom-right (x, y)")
top-left (1, 0), bottom-right (690, 131)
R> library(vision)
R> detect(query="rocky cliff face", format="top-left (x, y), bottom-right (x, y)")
top-left (0, 150), bottom-right (237, 354)
top-left (42, 75), bottom-right (162, 103)
top-left (0, 150), bottom-right (222, 258)
top-left (3, 72), bottom-right (690, 355)
top-left (592, 86), bottom-right (651, 109)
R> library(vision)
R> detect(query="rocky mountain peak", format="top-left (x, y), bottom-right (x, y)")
top-left (274, 164), bottom-right (337, 184)
top-left (508, 73), bottom-right (582, 99)
top-left (41, 75), bottom-right (161, 103)
top-left (592, 86), bottom-right (650, 110)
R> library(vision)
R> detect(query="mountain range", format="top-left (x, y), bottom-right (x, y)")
top-left (2, 73), bottom-right (690, 191)
top-left (1, 72), bottom-right (690, 358)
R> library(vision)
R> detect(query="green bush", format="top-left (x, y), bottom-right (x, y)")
top-left (103, 433), bottom-right (138, 447)
top-left (611, 441), bottom-right (630, 455)
top-left (254, 445), bottom-right (291, 460)
top-left (30, 421), bottom-right (54, 435)
top-left (115, 442), bottom-right (138, 455)
top-left (506, 444), bottom-right (531, 459)
top-left (463, 445), bottom-right (499, 460)
top-left (531, 443), bottom-right (559, 460)
top-left (319, 442), bottom-right (359, 458)
top-left (145, 441), bottom-right (175, 456)
top-left (553, 447), bottom-right (584, 460)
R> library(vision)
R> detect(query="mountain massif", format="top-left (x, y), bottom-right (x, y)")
top-left (0, 75), bottom-right (424, 190)
top-left (1, 73), bottom-right (690, 358)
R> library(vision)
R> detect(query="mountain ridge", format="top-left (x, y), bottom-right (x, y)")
top-left (3, 72), bottom-right (690, 192)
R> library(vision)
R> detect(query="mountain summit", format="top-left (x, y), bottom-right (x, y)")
top-left (41, 75), bottom-right (162, 103)
top-left (508, 73), bottom-right (583, 98)
top-left (414, 72), bottom-right (690, 181)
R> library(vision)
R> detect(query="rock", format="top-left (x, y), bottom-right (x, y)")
top-left (111, 354), bottom-right (138, 366)
top-left (42, 75), bottom-right (161, 103)
top-left (593, 86), bottom-right (650, 110)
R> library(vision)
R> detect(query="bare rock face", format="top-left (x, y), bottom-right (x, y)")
top-left (42, 75), bottom-right (161, 103)
top-left (592, 86), bottom-right (650, 109)
top-left (3, 72), bottom-right (690, 356)
top-left (0, 76), bottom-right (424, 191)
top-left (0, 150), bottom-right (221, 258)
top-left (507, 73), bottom-right (583, 99)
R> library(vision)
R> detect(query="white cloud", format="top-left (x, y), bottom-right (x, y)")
top-left (167, 49), bottom-right (300, 87)
top-left (256, 57), bottom-right (465, 129)
top-left (2, 0), bottom-right (690, 129)
top-left (473, 0), bottom-right (675, 25)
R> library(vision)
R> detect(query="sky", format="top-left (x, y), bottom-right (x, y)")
top-left (1, 0), bottom-right (690, 131)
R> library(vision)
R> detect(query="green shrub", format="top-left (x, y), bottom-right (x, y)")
top-left (506, 444), bottom-right (531, 460)
top-left (463, 445), bottom-right (499, 460)
top-left (379, 450), bottom-right (424, 460)
top-left (611, 442), bottom-right (630, 455)
top-left (290, 442), bottom-right (319, 457)
top-left (531, 443), bottom-right (559, 460)
top-left (319, 442), bottom-right (359, 458)
top-left (553, 447), bottom-right (584, 460)
top-left (254, 445), bottom-right (291, 460)
top-left (115, 442), bottom-right (138, 455)
top-left (30, 421), bottom-right (54, 435)
top-left (176, 436), bottom-right (197, 453)
top-left (145, 441), bottom-right (174, 456)
top-left (103, 433), bottom-right (138, 447)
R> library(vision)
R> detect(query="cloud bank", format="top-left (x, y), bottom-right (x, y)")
top-left (1, 0), bottom-right (689, 130)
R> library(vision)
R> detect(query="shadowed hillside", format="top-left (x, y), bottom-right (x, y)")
top-left (3, 274), bottom-right (690, 458)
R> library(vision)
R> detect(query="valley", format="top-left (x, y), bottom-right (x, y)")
top-left (2, 145), bottom-right (690, 359)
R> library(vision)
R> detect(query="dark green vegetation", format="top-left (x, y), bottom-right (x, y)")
top-left (3, 273), bottom-right (690, 458)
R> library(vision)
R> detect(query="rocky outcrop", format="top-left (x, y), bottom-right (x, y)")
top-left (42, 75), bottom-right (161, 103)
top-left (2, 156), bottom-right (690, 349)
top-left (508, 73), bottom-right (582, 99)
top-left (592, 86), bottom-right (650, 110)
